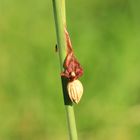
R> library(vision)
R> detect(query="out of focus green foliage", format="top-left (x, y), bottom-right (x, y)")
top-left (0, 0), bottom-right (140, 140)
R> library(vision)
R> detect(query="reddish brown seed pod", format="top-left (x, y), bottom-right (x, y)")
top-left (67, 80), bottom-right (83, 104)
top-left (61, 28), bottom-right (84, 103)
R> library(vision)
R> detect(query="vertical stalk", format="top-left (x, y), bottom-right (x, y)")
top-left (52, 0), bottom-right (78, 140)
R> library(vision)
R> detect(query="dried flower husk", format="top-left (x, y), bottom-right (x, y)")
top-left (67, 80), bottom-right (83, 104)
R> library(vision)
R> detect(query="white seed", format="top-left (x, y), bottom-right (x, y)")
top-left (71, 71), bottom-right (76, 77)
top-left (67, 80), bottom-right (83, 104)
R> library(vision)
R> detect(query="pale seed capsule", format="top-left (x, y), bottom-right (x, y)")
top-left (67, 80), bottom-right (83, 104)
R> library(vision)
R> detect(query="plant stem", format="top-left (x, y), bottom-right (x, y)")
top-left (52, 0), bottom-right (78, 140)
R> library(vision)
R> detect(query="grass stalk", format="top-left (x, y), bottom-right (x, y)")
top-left (52, 0), bottom-right (78, 140)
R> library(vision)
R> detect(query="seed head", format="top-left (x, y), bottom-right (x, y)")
top-left (67, 80), bottom-right (83, 104)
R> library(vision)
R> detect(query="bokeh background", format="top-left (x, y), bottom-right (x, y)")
top-left (0, 0), bottom-right (140, 140)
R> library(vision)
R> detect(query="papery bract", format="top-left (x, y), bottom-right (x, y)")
top-left (61, 28), bottom-right (83, 81)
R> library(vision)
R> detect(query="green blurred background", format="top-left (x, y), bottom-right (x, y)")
top-left (0, 0), bottom-right (140, 140)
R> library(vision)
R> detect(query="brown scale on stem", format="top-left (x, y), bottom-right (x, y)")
top-left (61, 28), bottom-right (83, 81)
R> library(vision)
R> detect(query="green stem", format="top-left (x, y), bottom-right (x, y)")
top-left (52, 0), bottom-right (78, 140)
